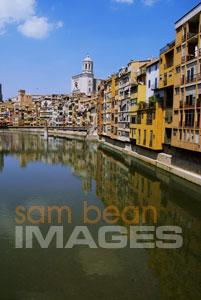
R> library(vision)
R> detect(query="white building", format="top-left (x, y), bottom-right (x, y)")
top-left (71, 55), bottom-right (103, 96)
top-left (146, 59), bottom-right (164, 102)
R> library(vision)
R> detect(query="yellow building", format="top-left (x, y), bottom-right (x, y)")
top-left (172, 3), bottom-right (201, 152)
top-left (130, 62), bottom-right (150, 141)
top-left (159, 41), bottom-right (175, 146)
top-left (136, 101), bottom-right (163, 150)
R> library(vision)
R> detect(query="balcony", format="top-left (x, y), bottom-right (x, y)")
top-left (185, 74), bottom-right (197, 84)
top-left (186, 53), bottom-right (197, 62)
top-left (146, 119), bottom-right (153, 125)
top-left (185, 121), bottom-right (194, 127)
top-left (181, 56), bottom-right (186, 64)
top-left (184, 100), bottom-right (195, 108)
top-left (164, 62), bottom-right (174, 69)
top-left (187, 32), bottom-right (198, 40)
top-left (182, 35), bottom-right (186, 43)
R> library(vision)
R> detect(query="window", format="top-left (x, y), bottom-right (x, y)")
top-left (155, 64), bottom-right (158, 71)
top-left (138, 129), bottom-right (141, 144)
top-left (174, 110), bottom-right (179, 115)
top-left (195, 131), bottom-right (199, 144)
top-left (131, 116), bottom-right (136, 124)
top-left (148, 80), bottom-right (151, 88)
top-left (155, 77), bottom-right (158, 88)
top-left (176, 66), bottom-right (180, 73)
top-left (175, 87), bottom-right (180, 95)
top-left (187, 129), bottom-right (190, 141)
top-left (150, 130), bottom-right (153, 147)
top-left (169, 70), bottom-right (172, 77)
top-left (183, 130), bottom-right (186, 141)
top-left (179, 129), bottom-right (182, 141)
top-left (160, 75), bottom-right (162, 80)
top-left (173, 129), bottom-right (177, 136)
top-left (191, 131), bottom-right (194, 143)
top-left (176, 46), bottom-right (181, 53)
top-left (143, 130), bottom-right (146, 145)
top-left (160, 58), bottom-right (162, 64)
top-left (185, 110), bottom-right (194, 127)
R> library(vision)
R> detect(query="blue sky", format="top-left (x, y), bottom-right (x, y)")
top-left (0, 0), bottom-right (200, 99)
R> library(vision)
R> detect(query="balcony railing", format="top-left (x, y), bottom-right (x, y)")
top-left (187, 32), bottom-right (198, 40)
top-left (185, 74), bottom-right (197, 84)
top-left (186, 54), bottom-right (197, 62)
top-left (185, 121), bottom-right (194, 127)
top-left (184, 100), bottom-right (195, 107)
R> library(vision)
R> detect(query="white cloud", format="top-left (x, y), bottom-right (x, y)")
top-left (57, 21), bottom-right (63, 28)
top-left (0, 0), bottom-right (35, 33)
top-left (142, 0), bottom-right (158, 6)
top-left (18, 16), bottom-right (54, 39)
top-left (0, 0), bottom-right (62, 39)
top-left (113, 0), bottom-right (134, 4)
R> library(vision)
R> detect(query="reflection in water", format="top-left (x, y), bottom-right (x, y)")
top-left (0, 132), bottom-right (201, 300)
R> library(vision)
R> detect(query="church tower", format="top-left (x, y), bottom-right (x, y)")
top-left (82, 55), bottom-right (94, 75)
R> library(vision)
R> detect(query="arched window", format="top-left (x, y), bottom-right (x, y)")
top-left (85, 64), bottom-right (87, 69)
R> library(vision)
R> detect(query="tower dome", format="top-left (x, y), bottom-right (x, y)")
top-left (82, 55), bottom-right (93, 74)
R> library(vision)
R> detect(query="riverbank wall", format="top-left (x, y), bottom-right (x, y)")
top-left (1, 127), bottom-right (201, 187)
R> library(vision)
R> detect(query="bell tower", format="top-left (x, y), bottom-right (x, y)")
top-left (82, 55), bottom-right (93, 75)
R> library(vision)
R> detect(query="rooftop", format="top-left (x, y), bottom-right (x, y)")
top-left (175, 2), bottom-right (201, 29)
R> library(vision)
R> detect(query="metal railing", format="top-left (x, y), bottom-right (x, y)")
top-left (185, 74), bottom-right (197, 84)
top-left (186, 54), bottom-right (197, 62)
top-left (187, 32), bottom-right (198, 40)
top-left (185, 121), bottom-right (194, 127)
